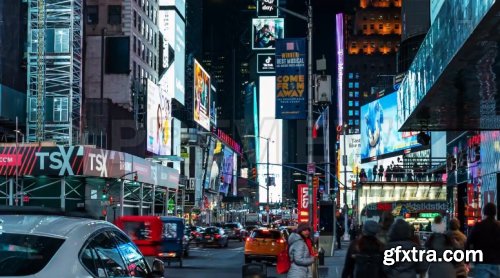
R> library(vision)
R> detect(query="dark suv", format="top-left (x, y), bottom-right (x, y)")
top-left (223, 223), bottom-right (244, 241)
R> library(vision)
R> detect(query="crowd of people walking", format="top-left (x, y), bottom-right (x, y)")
top-left (340, 203), bottom-right (500, 278)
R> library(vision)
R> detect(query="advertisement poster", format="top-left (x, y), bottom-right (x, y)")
top-left (297, 184), bottom-right (318, 230)
top-left (147, 80), bottom-right (172, 155)
top-left (193, 59), bottom-right (210, 131)
top-left (338, 135), bottom-right (361, 186)
top-left (158, 8), bottom-right (185, 105)
top-left (361, 92), bottom-right (420, 161)
top-left (257, 53), bottom-right (276, 73)
top-left (219, 147), bottom-right (234, 195)
top-left (252, 18), bottom-right (284, 50)
top-left (210, 85), bottom-right (217, 127)
top-left (275, 38), bottom-right (307, 119)
top-left (257, 0), bottom-right (278, 17)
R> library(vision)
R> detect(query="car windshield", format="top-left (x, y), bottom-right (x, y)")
top-left (0, 233), bottom-right (65, 276)
top-left (252, 230), bottom-right (281, 239)
top-left (223, 224), bottom-right (238, 229)
top-left (204, 228), bottom-right (220, 234)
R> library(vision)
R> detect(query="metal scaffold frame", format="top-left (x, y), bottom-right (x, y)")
top-left (27, 0), bottom-right (82, 145)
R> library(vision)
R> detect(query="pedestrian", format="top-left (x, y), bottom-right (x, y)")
top-left (287, 223), bottom-right (317, 278)
top-left (446, 218), bottom-right (468, 278)
top-left (386, 165), bottom-right (393, 182)
top-left (376, 211), bottom-right (394, 245)
top-left (466, 203), bottom-right (500, 278)
top-left (342, 220), bottom-right (386, 278)
top-left (378, 165), bottom-right (384, 181)
top-left (383, 219), bottom-right (428, 278)
top-left (360, 169), bottom-right (368, 182)
top-left (373, 165), bottom-right (378, 182)
top-left (425, 215), bottom-right (456, 278)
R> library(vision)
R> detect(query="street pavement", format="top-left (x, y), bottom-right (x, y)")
top-left (158, 240), bottom-right (348, 278)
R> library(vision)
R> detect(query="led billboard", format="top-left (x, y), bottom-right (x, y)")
top-left (147, 80), bottom-right (172, 155)
top-left (336, 13), bottom-right (344, 126)
top-left (361, 92), bottom-right (420, 161)
top-left (193, 59), bottom-right (210, 131)
top-left (258, 76), bottom-right (282, 204)
top-left (159, 0), bottom-right (186, 18)
top-left (275, 38), bottom-right (307, 119)
top-left (257, 0), bottom-right (278, 17)
top-left (252, 18), bottom-right (284, 50)
top-left (339, 135), bottom-right (361, 187)
top-left (158, 8), bottom-right (185, 105)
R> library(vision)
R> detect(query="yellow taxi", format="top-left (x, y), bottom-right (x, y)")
top-left (244, 228), bottom-right (287, 264)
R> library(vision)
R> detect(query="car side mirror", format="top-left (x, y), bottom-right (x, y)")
top-left (149, 259), bottom-right (164, 278)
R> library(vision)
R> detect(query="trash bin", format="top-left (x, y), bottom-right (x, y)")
top-left (242, 263), bottom-right (267, 278)
top-left (318, 247), bottom-right (325, 266)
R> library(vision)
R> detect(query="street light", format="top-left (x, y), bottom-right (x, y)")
top-left (243, 135), bottom-right (272, 225)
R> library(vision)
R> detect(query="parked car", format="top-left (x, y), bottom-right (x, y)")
top-left (187, 226), bottom-right (205, 243)
top-left (244, 228), bottom-right (287, 264)
top-left (223, 222), bottom-right (244, 241)
top-left (199, 227), bottom-right (229, 248)
top-left (0, 206), bottom-right (164, 278)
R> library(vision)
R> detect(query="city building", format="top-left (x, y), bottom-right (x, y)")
top-left (26, 0), bottom-right (83, 145)
top-left (83, 0), bottom-right (161, 155)
top-left (398, 0), bottom-right (500, 228)
top-left (342, 0), bottom-right (402, 135)
top-left (0, 1), bottom-right (27, 142)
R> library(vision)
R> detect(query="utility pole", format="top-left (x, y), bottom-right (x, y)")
top-left (343, 124), bottom-right (349, 240)
top-left (266, 137), bottom-right (270, 226)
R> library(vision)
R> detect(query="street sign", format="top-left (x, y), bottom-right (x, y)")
top-left (307, 163), bottom-right (315, 174)
top-left (23, 195), bottom-right (30, 203)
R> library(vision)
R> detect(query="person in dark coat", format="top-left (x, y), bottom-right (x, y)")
top-left (373, 165), bottom-right (378, 181)
top-left (425, 216), bottom-right (456, 278)
top-left (378, 165), bottom-right (384, 181)
top-left (287, 223), bottom-right (317, 278)
top-left (376, 211), bottom-right (394, 246)
top-left (383, 219), bottom-right (428, 278)
top-left (466, 203), bottom-right (500, 278)
top-left (336, 220), bottom-right (344, 250)
top-left (342, 220), bottom-right (386, 278)
top-left (446, 218), bottom-right (468, 278)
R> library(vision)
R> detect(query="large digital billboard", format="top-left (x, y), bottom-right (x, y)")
top-left (275, 38), bottom-right (307, 119)
top-left (361, 92), bottom-right (420, 161)
top-left (339, 135), bottom-right (361, 187)
top-left (336, 13), bottom-right (344, 126)
top-left (259, 76), bottom-right (282, 204)
top-left (252, 18), bottom-right (284, 50)
top-left (257, 0), bottom-right (278, 17)
top-left (158, 8), bottom-right (185, 105)
top-left (193, 59), bottom-right (210, 131)
top-left (147, 80), bottom-right (172, 155)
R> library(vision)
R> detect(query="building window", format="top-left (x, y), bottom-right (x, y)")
top-left (348, 110), bottom-right (353, 116)
top-left (349, 91), bottom-right (353, 98)
top-left (355, 101), bottom-right (359, 107)
top-left (395, 24), bottom-right (400, 29)
top-left (349, 120), bottom-right (353, 125)
top-left (348, 73), bottom-right (354, 79)
top-left (53, 97), bottom-right (69, 122)
top-left (354, 82), bottom-right (359, 89)
top-left (355, 120), bottom-right (359, 126)
top-left (348, 101), bottom-right (353, 107)
top-left (133, 11), bottom-right (137, 27)
top-left (87, 5), bottom-right (98, 25)
top-left (29, 98), bottom-right (37, 122)
top-left (348, 82), bottom-right (353, 89)
top-left (363, 25), bottom-right (367, 30)
top-left (355, 110), bottom-right (359, 116)
top-left (108, 5), bottom-right (121, 25)
top-left (370, 24), bottom-right (374, 30)
top-left (53, 29), bottom-right (70, 53)
top-left (378, 24), bottom-right (383, 30)
top-left (133, 36), bottom-right (136, 52)
top-left (355, 91), bottom-right (359, 98)
top-left (133, 61), bottom-right (137, 78)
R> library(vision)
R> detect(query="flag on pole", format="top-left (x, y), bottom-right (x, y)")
top-left (313, 113), bottom-right (324, 139)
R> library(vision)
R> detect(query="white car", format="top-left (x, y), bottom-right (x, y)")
top-left (0, 207), bottom-right (164, 278)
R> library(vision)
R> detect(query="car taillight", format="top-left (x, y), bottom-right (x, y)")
top-left (215, 234), bottom-right (221, 239)
top-left (246, 237), bottom-right (253, 242)
top-left (277, 239), bottom-right (285, 244)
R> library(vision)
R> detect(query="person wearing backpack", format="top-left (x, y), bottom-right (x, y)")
top-left (342, 220), bottom-right (386, 278)
top-left (425, 215), bottom-right (456, 278)
top-left (287, 223), bottom-right (317, 278)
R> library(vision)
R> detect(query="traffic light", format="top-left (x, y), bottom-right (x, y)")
top-left (251, 167), bottom-right (257, 179)
top-left (313, 176), bottom-right (319, 188)
top-left (102, 188), bottom-right (108, 200)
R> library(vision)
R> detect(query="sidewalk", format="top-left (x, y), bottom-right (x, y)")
top-left (318, 240), bottom-right (348, 278)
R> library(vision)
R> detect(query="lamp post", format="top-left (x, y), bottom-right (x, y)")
top-left (244, 135), bottom-right (271, 226)
top-left (14, 117), bottom-right (24, 206)
top-left (342, 123), bottom-right (349, 240)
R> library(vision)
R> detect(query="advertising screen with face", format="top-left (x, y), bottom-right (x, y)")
top-left (193, 60), bottom-right (210, 131)
top-left (361, 92), bottom-right (420, 161)
top-left (147, 80), bottom-right (172, 155)
top-left (252, 18), bottom-right (284, 50)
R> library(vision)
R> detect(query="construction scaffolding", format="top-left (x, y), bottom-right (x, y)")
top-left (27, 0), bottom-right (82, 145)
